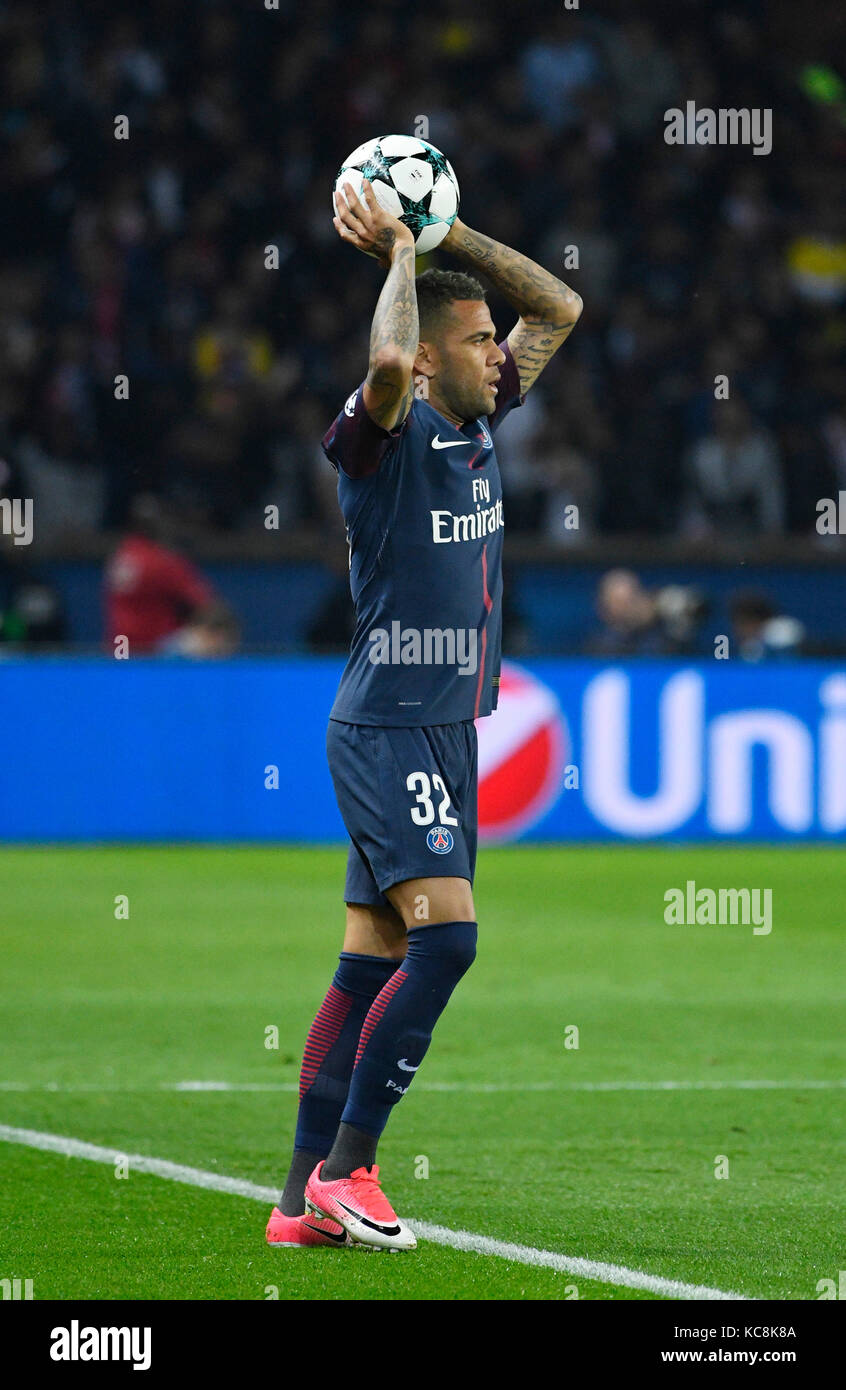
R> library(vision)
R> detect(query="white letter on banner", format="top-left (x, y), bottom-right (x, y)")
top-left (708, 711), bottom-right (813, 833)
top-left (819, 674), bottom-right (846, 832)
top-left (582, 670), bottom-right (703, 834)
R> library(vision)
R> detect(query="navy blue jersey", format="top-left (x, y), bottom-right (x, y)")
top-left (321, 340), bottom-right (524, 726)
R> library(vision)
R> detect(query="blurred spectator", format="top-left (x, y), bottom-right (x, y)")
top-left (729, 590), bottom-right (806, 661)
top-left (681, 398), bottom-right (785, 538)
top-left (521, 15), bottom-right (604, 131)
top-left (534, 432), bottom-right (598, 543)
top-left (602, 19), bottom-right (680, 140)
top-left (786, 211), bottom-right (846, 306)
top-left (653, 585), bottom-right (710, 653)
top-left (0, 0), bottom-right (842, 551)
top-left (1, 581), bottom-right (67, 647)
top-left (585, 569), bottom-right (708, 655)
top-left (584, 568), bottom-right (671, 656)
top-left (160, 602), bottom-right (240, 658)
top-left (103, 493), bottom-right (221, 653)
top-left (540, 194), bottom-right (618, 313)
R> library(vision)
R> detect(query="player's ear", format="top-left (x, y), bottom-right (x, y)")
top-left (415, 341), bottom-right (435, 373)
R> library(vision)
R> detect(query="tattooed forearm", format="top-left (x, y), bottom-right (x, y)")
top-left (445, 223), bottom-right (581, 326)
top-left (363, 242), bottom-right (417, 426)
top-left (369, 244), bottom-right (418, 364)
top-left (366, 370), bottom-right (415, 426)
top-left (443, 219), bottom-right (582, 392)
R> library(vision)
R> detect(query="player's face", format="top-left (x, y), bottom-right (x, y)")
top-left (428, 301), bottom-right (506, 422)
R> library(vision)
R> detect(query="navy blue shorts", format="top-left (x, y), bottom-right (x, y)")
top-left (326, 718), bottom-right (478, 908)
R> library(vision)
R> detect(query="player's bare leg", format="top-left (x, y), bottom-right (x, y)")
top-left (343, 901), bottom-right (407, 959)
top-left (385, 875), bottom-right (476, 929)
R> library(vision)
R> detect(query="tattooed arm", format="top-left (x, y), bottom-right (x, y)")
top-left (442, 217), bottom-right (583, 394)
top-left (363, 240), bottom-right (418, 429)
top-left (333, 177), bottom-right (418, 430)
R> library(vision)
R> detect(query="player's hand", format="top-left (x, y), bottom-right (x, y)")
top-left (333, 177), bottom-right (414, 268)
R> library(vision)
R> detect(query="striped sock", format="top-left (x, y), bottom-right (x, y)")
top-left (279, 952), bottom-right (398, 1214)
top-left (323, 922), bottom-right (477, 1173)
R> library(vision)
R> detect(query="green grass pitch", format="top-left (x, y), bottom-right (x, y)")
top-left (1, 844), bottom-right (844, 1301)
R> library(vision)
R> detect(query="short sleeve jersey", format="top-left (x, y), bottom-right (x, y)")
top-left (321, 341), bottom-right (524, 726)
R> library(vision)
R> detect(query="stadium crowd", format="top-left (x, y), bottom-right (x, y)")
top-left (1, 0), bottom-right (845, 556)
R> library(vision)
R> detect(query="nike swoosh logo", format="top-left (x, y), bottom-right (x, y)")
top-left (301, 1221), bottom-right (347, 1244)
top-left (336, 1200), bottom-right (401, 1237)
top-left (431, 435), bottom-right (472, 450)
top-left (397, 1059), bottom-right (419, 1072)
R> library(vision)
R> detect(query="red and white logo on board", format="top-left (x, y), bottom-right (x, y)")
top-left (476, 661), bottom-right (569, 841)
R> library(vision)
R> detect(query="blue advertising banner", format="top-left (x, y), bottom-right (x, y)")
top-left (1, 657), bottom-right (844, 842)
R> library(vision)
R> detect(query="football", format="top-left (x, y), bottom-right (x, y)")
top-left (333, 134), bottom-right (460, 255)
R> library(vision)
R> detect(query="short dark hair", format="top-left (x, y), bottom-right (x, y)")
top-left (415, 268), bottom-right (486, 341)
top-left (729, 590), bottom-right (776, 624)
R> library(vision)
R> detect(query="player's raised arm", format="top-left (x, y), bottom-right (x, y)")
top-left (333, 177), bottom-right (419, 431)
top-left (441, 217), bottom-right (583, 395)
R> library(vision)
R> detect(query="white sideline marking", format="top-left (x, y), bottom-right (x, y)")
top-left (407, 1222), bottom-right (751, 1301)
top-left (0, 1123), bottom-right (749, 1301)
top-left (0, 1078), bottom-right (844, 1094)
top-left (0, 1123), bottom-right (275, 1202)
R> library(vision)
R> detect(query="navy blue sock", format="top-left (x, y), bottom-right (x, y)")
top-left (286, 952), bottom-right (398, 1186)
top-left (336, 921), bottom-right (478, 1142)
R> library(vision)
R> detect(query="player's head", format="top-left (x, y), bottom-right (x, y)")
top-left (414, 269), bottom-right (505, 422)
top-left (597, 569), bottom-right (654, 632)
top-left (127, 492), bottom-right (173, 544)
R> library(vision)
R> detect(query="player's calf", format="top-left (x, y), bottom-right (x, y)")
top-left (321, 919), bottom-right (478, 1182)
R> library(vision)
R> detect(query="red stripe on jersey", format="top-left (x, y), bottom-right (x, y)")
top-left (474, 543), bottom-right (493, 719)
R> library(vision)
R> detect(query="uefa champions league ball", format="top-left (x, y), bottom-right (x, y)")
top-left (333, 134), bottom-right (460, 256)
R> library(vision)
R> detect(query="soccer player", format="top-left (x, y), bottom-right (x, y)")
top-left (267, 178), bottom-right (582, 1250)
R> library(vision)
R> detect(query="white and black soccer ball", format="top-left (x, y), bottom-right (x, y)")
top-left (333, 134), bottom-right (460, 256)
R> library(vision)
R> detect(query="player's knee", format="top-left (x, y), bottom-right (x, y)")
top-left (450, 921), bottom-right (478, 977)
top-left (408, 919), bottom-right (477, 981)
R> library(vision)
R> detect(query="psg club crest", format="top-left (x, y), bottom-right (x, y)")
top-left (426, 826), bottom-right (454, 854)
top-left (476, 661), bottom-right (569, 841)
top-left (479, 422), bottom-right (493, 450)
